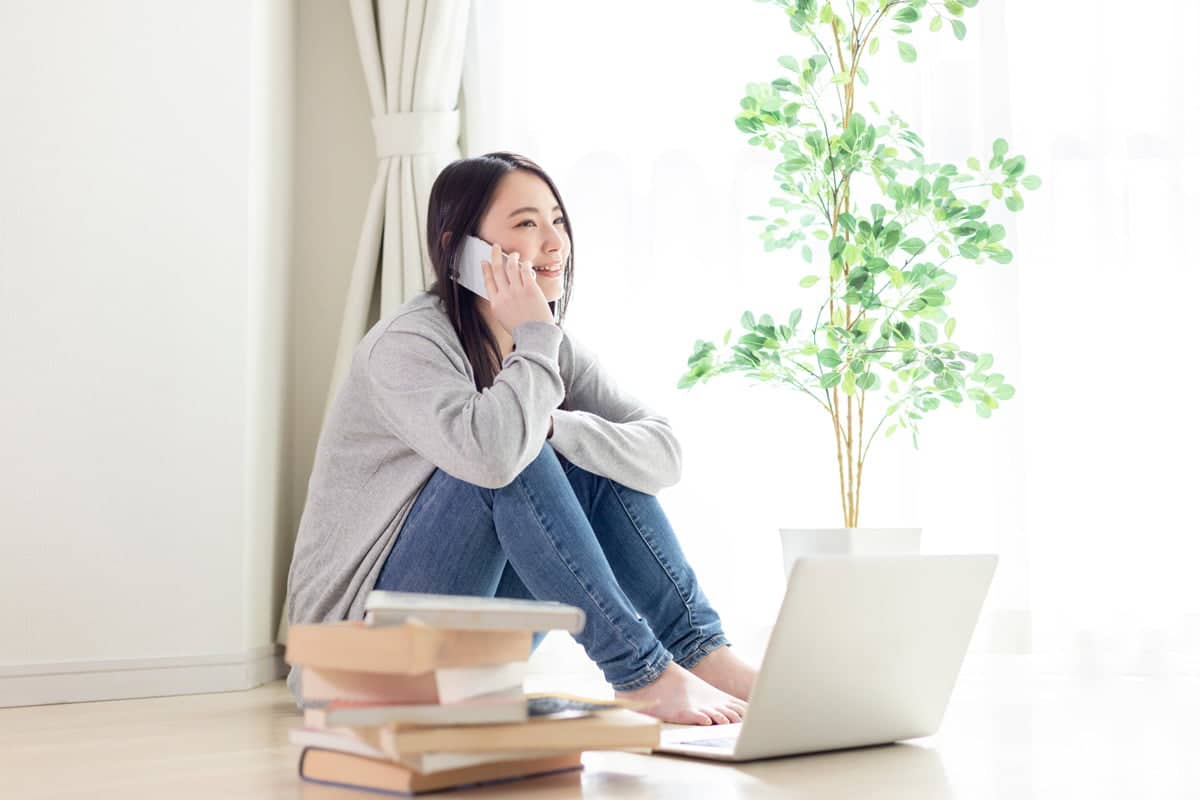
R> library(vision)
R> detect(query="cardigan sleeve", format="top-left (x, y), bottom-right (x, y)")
top-left (366, 320), bottom-right (565, 489)
top-left (549, 335), bottom-right (682, 495)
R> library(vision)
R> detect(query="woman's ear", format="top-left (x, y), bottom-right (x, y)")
top-left (440, 231), bottom-right (453, 250)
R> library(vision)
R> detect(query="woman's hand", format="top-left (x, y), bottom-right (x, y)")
top-left (481, 243), bottom-right (555, 335)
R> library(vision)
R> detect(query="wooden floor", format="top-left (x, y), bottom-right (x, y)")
top-left (2, 654), bottom-right (1198, 799)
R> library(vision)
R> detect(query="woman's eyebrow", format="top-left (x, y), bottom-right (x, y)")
top-left (507, 205), bottom-right (561, 218)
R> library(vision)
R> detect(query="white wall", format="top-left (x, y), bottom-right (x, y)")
top-left (0, 0), bottom-right (295, 705)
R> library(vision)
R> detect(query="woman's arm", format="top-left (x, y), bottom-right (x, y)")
top-left (549, 336), bottom-right (683, 495)
top-left (367, 320), bottom-right (565, 489)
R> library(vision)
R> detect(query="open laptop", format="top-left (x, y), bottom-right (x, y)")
top-left (656, 553), bottom-right (997, 761)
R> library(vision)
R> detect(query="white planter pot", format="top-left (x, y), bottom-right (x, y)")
top-left (779, 527), bottom-right (922, 578)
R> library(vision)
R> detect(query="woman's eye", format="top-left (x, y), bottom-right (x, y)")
top-left (519, 217), bottom-right (567, 227)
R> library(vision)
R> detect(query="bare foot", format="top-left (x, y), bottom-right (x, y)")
top-left (616, 662), bottom-right (747, 725)
top-left (686, 646), bottom-right (758, 702)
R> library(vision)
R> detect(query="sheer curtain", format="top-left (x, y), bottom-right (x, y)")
top-left (464, 0), bottom-right (1198, 677)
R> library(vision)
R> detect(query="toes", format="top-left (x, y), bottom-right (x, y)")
top-left (705, 707), bottom-right (732, 725)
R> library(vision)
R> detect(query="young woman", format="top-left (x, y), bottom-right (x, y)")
top-left (286, 152), bottom-right (757, 725)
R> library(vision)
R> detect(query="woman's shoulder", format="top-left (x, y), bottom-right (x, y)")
top-left (355, 291), bottom-right (464, 366)
top-left (378, 291), bottom-right (457, 340)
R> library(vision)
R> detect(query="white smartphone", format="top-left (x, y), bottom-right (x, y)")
top-left (453, 234), bottom-right (498, 299)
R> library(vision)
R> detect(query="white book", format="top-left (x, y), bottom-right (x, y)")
top-left (434, 661), bottom-right (527, 705)
top-left (287, 727), bottom-right (564, 774)
top-left (364, 591), bottom-right (586, 634)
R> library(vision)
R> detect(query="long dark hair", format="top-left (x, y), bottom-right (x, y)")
top-left (426, 152), bottom-right (574, 397)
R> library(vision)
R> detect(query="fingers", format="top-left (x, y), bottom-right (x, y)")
top-left (488, 244), bottom-right (508, 292)
top-left (483, 244), bottom-right (535, 294)
top-left (481, 261), bottom-right (497, 298)
top-left (505, 250), bottom-right (520, 288)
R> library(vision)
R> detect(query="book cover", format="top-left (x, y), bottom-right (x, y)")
top-left (298, 748), bottom-right (583, 794)
top-left (365, 590), bottom-right (586, 634)
top-left (289, 728), bottom-right (565, 774)
top-left (303, 688), bottom-right (528, 728)
top-left (300, 690), bottom-right (649, 729)
top-left (285, 619), bottom-right (531, 674)
top-left (299, 662), bottom-right (526, 706)
top-left (354, 708), bottom-right (661, 757)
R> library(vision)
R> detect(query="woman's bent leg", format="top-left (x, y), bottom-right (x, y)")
top-left (374, 443), bottom-right (672, 691)
top-left (555, 454), bottom-right (730, 669)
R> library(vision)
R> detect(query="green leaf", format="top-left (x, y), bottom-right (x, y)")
top-left (856, 372), bottom-right (880, 390)
top-left (819, 372), bottom-right (841, 388)
top-left (869, 36), bottom-right (880, 55)
top-left (778, 55), bottom-right (800, 72)
top-left (788, 308), bottom-right (802, 328)
top-left (919, 322), bottom-right (937, 343)
top-left (975, 403), bottom-right (992, 418)
top-left (1021, 175), bottom-right (1043, 190)
top-left (847, 113), bottom-right (866, 143)
top-left (944, 318), bottom-right (957, 338)
top-left (799, 274), bottom-right (820, 288)
top-left (930, 14), bottom-right (943, 32)
top-left (741, 311), bottom-right (755, 330)
top-left (898, 41), bottom-right (917, 63)
top-left (1005, 194), bottom-right (1024, 212)
top-left (841, 369), bottom-right (857, 394)
top-left (818, 349), bottom-right (842, 368)
top-left (994, 384), bottom-right (1015, 400)
top-left (802, 244), bottom-right (813, 263)
top-left (951, 19), bottom-right (966, 40)
top-left (895, 6), bottom-right (919, 23)
top-left (966, 156), bottom-right (981, 171)
top-left (899, 237), bottom-right (926, 256)
top-left (993, 138), bottom-right (1009, 160)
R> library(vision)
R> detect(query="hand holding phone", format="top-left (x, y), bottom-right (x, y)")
top-left (455, 235), bottom-right (554, 334)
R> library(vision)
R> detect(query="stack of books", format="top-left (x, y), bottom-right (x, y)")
top-left (285, 591), bottom-right (661, 795)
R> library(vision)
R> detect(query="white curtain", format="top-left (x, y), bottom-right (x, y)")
top-left (326, 0), bottom-right (472, 412)
top-left (278, 0), bottom-right (471, 644)
top-left (466, 0), bottom-right (1199, 678)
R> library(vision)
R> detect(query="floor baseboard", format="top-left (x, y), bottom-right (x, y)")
top-left (0, 645), bottom-right (287, 708)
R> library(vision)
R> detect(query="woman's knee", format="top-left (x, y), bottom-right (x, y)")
top-left (504, 441), bottom-right (566, 485)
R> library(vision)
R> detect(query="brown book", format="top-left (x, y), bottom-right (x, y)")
top-left (353, 708), bottom-right (661, 756)
top-left (299, 662), bottom-right (526, 706)
top-left (298, 748), bottom-right (582, 794)
top-left (285, 620), bottom-right (531, 674)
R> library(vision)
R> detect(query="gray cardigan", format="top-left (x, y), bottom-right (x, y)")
top-left (284, 291), bottom-right (682, 696)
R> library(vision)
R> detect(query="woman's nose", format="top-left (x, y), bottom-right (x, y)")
top-left (544, 227), bottom-right (566, 254)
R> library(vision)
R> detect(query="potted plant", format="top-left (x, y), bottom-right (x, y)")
top-left (679, 0), bottom-right (1038, 573)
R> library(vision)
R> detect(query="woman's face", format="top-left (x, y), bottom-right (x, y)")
top-left (476, 170), bottom-right (570, 303)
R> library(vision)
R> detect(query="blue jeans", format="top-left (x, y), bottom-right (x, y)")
top-left (374, 441), bottom-right (729, 691)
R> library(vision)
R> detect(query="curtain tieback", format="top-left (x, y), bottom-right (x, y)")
top-left (371, 110), bottom-right (460, 159)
